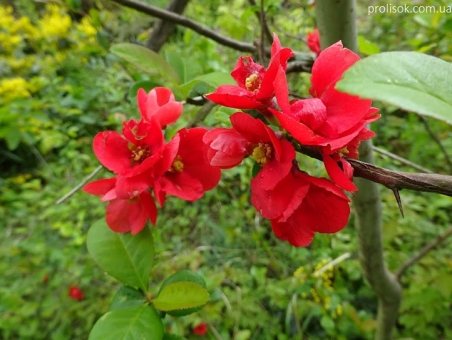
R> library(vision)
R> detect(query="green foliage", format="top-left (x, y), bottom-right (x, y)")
top-left (337, 51), bottom-right (452, 125)
top-left (89, 305), bottom-right (164, 340)
top-left (2, 0), bottom-right (452, 339)
top-left (87, 220), bottom-right (155, 292)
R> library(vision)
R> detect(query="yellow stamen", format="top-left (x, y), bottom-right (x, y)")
top-left (169, 155), bottom-right (184, 173)
top-left (245, 73), bottom-right (261, 92)
top-left (251, 143), bottom-right (272, 166)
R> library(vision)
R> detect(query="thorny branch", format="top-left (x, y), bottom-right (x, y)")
top-left (297, 145), bottom-right (452, 197)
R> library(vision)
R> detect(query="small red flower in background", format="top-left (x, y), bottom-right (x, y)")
top-left (42, 275), bottom-right (49, 283)
top-left (68, 286), bottom-right (84, 301)
top-left (206, 34), bottom-right (294, 114)
top-left (307, 29), bottom-right (321, 55)
top-left (193, 322), bottom-right (208, 336)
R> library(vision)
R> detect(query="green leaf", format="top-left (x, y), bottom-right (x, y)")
top-left (110, 43), bottom-right (180, 83)
top-left (87, 219), bottom-right (155, 292)
top-left (5, 126), bottom-right (21, 150)
top-left (357, 35), bottom-right (380, 55)
top-left (89, 305), bottom-right (163, 340)
top-left (336, 52), bottom-right (452, 125)
top-left (162, 335), bottom-right (187, 340)
top-left (178, 72), bottom-right (234, 97)
top-left (110, 286), bottom-right (146, 311)
top-left (165, 51), bottom-right (187, 84)
top-left (156, 270), bottom-right (207, 316)
top-left (153, 282), bottom-right (210, 312)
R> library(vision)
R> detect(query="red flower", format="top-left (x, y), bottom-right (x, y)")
top-left (206, 34), bottom-right (294, 113)
top-left (204, 113), bottom-right (295, 190)
top-left (137, 87), bottom-right (183, 128)
top-left (83, 177), bottom-right (157, 234)
top-left (154, 128), bottom-right (222, 205)
top-left (193, 323), bottom-right (208, 336)
top-left (251, 166), bottom-right (350, 247)
top-left (68, 286), bottom-right (84, 301)
top-left (307, 29), bottom-right (321, 55)
top-left (271, 42), bottom-right (380, 191)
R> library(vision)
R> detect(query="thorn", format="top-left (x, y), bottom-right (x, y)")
top-left (392, 189), bottom-right (404, 218)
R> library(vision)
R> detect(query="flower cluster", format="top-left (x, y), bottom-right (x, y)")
top-left (204, 34), bottom-right (379, 246)
top-left (83, 88), bottom-right (221, 234)
top-left (85, 34), bottom-right (378, 247)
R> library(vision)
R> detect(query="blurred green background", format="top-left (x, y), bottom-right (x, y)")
top-left (1, 0), bottom-right (451, 339)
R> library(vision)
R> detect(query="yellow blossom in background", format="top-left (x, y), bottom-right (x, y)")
top-left (40, 4), bottom-right (72, 38)
top-left (76, 16), bottom-right (97, 39)
top-left (0, 6), bottom-right (14, 28)
top-left (0, 78), bottom-right (30, 102)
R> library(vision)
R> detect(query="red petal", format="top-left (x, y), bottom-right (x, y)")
top-left (271, 215), bottom-right (315, 247)
top-left (230, 56), bottom-right (265, 88)
top-left (322, 153), bottom-right (357, 191)
top-left (93, 131), bottom-right (131, 175)
top-left (206, 85), bottom-right (262, 109)
top-left (105, 198), bottom-right (147, 234)
top-left (230, 113), bottom-right (269, 144)
top-left (310, 42), bottom-right (360, 97)
top-left (83, 178), bottom-right (116, 196)
top-left (203, 128), bottom-right (248, 168)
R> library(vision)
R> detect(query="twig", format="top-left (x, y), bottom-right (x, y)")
top-left (313, 252), bottom-right (352, 277)
top-left (186, 100), bottom-right (216, 128)
top-left (248, 0), bottom-right (273, 43)
top-left (395, 226), bottom-right (452, 280)
top-left (372, 146), bottom-right (433, 174)
top-left (419, 116), bottom-right (452, 173)
top-left (111, 0), bottom-right (256, 52)
top-left (286, 60), bottom-right (313, 73)
top-left (296, 144), bottom-right (452, 197)
top-left (55, 165), bottom-right (103, 204)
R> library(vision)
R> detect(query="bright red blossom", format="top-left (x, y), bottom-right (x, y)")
top-left (252, 165), bottom-right (350, 247)
top-left (206, 34), bottom-right (294, 113)
top-left (204, 113), bottom-right (295, 190)
top-left (68, 286), bottom-right (84, 301)
top-left (193, 323), bottom-right (208, 336)
top-left (307, 29), bottom-right (321, 55)
top-left (271, 41), bottom-right (380, 191)
top-left (137, 87), bottom-right (183, 127)
top-left (84, 87), bottom-right (221, 234)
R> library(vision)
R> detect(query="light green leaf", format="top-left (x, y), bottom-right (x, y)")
top-left (89, 305), bottom-right (163, 340)
top-left (357, 35), bottom-right (380, 55)
top-left (153, 282), bottom-right (210, 312)
top-left (178, 72), bottom-right (235, 97)
top-left (110, 43), bottom-right (180, 83)
top-left (336, 52), bottom-right (452, 125)
top-left (5, 126), bottom-right (21, 150)
top-left (87, 219), bottom-right (154, 292)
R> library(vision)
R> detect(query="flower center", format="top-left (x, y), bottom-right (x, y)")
top-left (251, 143), bottom-right (272, 166)
top-left (130, 144), bottom-right (151, 164)
top-left (245, 73), bottom-right (261, 92)
top-left (168, 155), bottom-right (184, 173)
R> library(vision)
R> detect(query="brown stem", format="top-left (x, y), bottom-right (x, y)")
top-left (146, 0), bottom-right (190, 52)
top-left (297, 145), bottom-right (452, 197)
top-left (395, 226), bottom-right (452, 280)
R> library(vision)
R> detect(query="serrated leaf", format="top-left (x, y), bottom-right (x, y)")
top-left (153, 282), bottom-right (209, 312)
top-left (87, 219), bottom-right (154, 292)
top-left (336, 52), bottom-right (452, 125)
top-left (110, 43), bottom-right (180, 83)
top-left (110, 286), bottom-right (146, 311)
top-left (157, 270), bottom-right (207, 316)
top-left (89, 305), bottom-right (163, 340)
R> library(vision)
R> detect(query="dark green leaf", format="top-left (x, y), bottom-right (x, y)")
top-left (110, 43), bottom-right (180, 83)
top-left (87, 219), bottom-right (155, 292)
